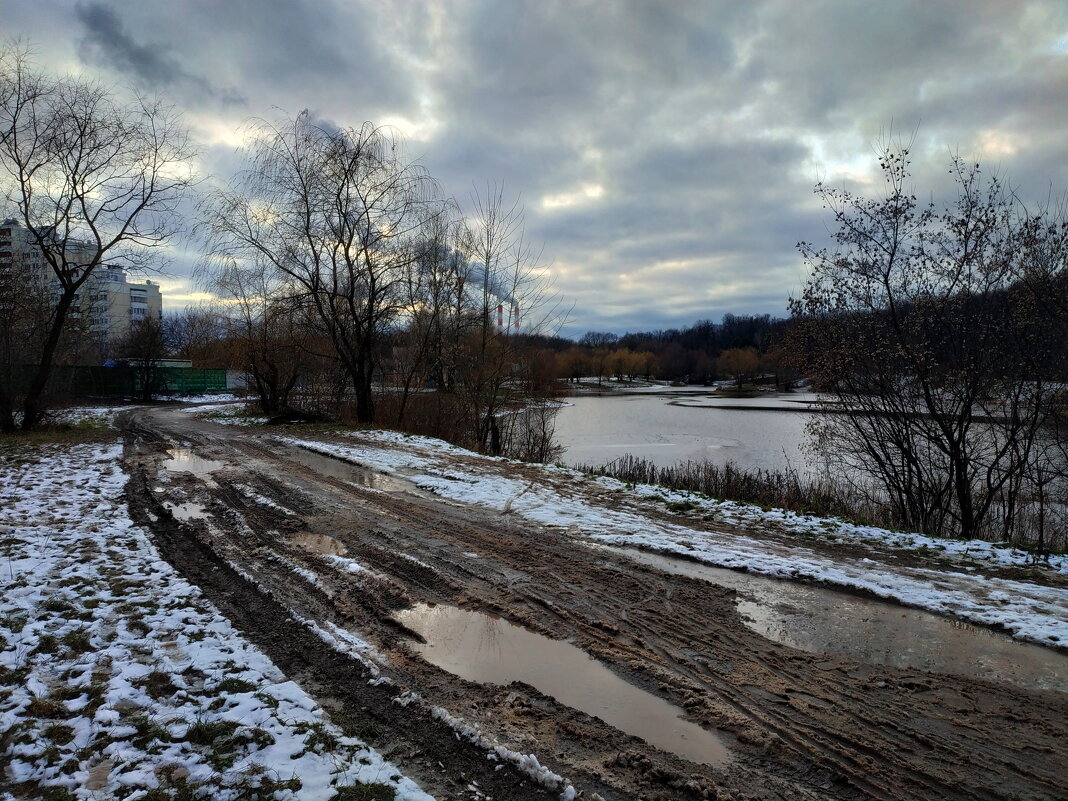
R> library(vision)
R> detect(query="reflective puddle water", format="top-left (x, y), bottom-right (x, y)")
top-left (287, 447), bottom-right (423, 494)
top-left (291, 532), bottom-right (348, 556)
top-left (395, 603), bottom-right (731, 766)
top-left (162, 448), bottom-right (224, 477)
top-left (163, 500), bottom-right (210, 522)
top-left (604, 547), bottom-right (1068, 693)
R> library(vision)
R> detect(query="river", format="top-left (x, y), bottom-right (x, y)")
top-left (553, 390), bottom-right (819, 473)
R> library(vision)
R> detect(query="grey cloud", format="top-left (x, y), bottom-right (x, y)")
top-left (9, 0), bottom-right (1068, 334)
top-left (74, 1), bottom-right (224, 100)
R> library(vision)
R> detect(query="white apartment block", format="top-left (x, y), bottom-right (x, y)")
top-left (0, 219), bottom-right (163, 344)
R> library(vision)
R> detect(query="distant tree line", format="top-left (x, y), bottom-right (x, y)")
top-left (549, 313), bottom-right (796, 387)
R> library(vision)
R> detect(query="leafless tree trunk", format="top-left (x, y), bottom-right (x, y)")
top-left (454, 184), bottom-right (567, 456)
top-left (0, 44), bottom-right (195, 430)
top-left (388, 207), bottom-right (468, 426)
top-left (198, 111), bottom-right (441, 424)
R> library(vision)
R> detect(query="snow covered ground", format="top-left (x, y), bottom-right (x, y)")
top-left (174, 393), bottom-right (240, 404)
top-left (180, 402), bottom-right (269, 426)
top-left (0, 442), bottom-right (433, 801)
top-left (284, 431), bottom-right (1068, 649)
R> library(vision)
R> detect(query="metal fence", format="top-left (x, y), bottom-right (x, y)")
top-left (4, 365), bottom-right (228, 397)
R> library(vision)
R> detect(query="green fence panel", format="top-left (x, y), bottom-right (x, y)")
top-left (3, 365), bottom-right (229, 398)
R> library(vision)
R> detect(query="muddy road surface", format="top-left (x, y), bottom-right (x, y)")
top-left (120, 407), bottom-right (1068, 801)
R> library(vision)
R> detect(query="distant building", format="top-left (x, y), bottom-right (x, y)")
top-left (96, 265), bottom-right (163, 341)
top-left (0, 219), bottom-right (162, 345)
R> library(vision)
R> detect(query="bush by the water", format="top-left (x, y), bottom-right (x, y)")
top-left (578, 454), bottom-right (1066, 555)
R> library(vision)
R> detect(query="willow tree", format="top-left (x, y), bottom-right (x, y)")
top-left (0, 44), bottom-right (195, 431)
top-left (200, 111), bottom-right (442, 423)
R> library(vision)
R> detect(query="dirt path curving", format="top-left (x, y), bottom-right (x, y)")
top-left (120, 407), bottom-right (1068, 801)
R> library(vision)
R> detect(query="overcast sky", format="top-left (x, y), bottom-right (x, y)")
top-left (3, 0), bottom-right (1067, 337)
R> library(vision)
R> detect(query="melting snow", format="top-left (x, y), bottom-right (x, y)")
top-left (285, 432), bottom-right (1068, 648)
top-left (0, 442), bottom-right (433, 800)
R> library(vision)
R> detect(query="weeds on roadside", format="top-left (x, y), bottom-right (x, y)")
top-left (0, 418), bottom-right (114, 453)
top-left (333, 783), bottom-right (396, 801)
top-left (581, 455), bottom-right (1068, 554)
top-left (578, 454), bottom-right (890, 526)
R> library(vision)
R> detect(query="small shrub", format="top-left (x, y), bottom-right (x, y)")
top-left (127, 714), bottom-right (170, 750)
top-left (35, 634), bottom-right (60, 654)
top-left (338, 714), bottom-right (383, 743)
top-left (43, 724), bottom-right (75, 745)
top-left (42, 598), bottom-right (74, 614)
top-left (215, 677), bottom-right (257, 694)
top-left (665, 500), bottom-right (697, 513)
top-left (239, 727), bottom-right (275, 751)
top-left (238, 772), bottom-right (302, 801)
top-left (0, 666), bottom-right (29, 686)
top-left (61, 629), bottom-right (92, 654)
top-left (26, 697), bottom-right (67, 718)
top-left (140, 776), bottom-right (201, 801)
top-left (333, 784), bottom-right (396, 801)
top-left (186, 718), bottom-right (240, 747)
top-left (294, 721), bottom-right (339, 754)
top-left (36, 787), bottom-right (76, 801)
top-left (253, 691), bottom-right (280, 710)
top-left (135, 670), bottom-right (178, 700)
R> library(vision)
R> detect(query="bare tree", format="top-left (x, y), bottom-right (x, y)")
top-left (0, 44), bottom-right (195, 430)
top-left (716, 347), bottom-right (760, 388)
top-left (790, 146), bottom-right (1064, 544)
top-left (165, 305), bottom-right (227, 363)
top-left (385, 205), bottom-right (470, 426)
top-left (454, 184), bottom-right (565, 454)
top-left (201, 256), bottom-right (305, 415)
top-left (117, 314), bottom-right (169, 401)
top-left (199, 111), bottom-right (441, 423)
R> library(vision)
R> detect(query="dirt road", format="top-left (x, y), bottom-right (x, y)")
top-left (120, 406), bottom-right (1068, 801)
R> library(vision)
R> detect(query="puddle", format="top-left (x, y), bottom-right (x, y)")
top-left (396, 603), bottom-right (731, 766)
top-left (604, 546), bottom-right (1068, 693)
top-left (291, 532), bottom-right (348, 556)
top-left (287, 447), bottom-right (424, 494)
top-left (163, 500), bottom-right (210, 522)
top-left (162, 448), bottom-right (224, 478)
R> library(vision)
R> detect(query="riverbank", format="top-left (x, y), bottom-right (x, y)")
top-left (292, 429), bottom-right (1068, 647)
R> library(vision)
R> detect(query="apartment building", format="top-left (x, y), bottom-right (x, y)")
top-left (0, 219), bottom-right (162, 344)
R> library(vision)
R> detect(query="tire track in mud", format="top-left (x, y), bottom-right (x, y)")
top-left (131, 417), bottom-right (828, 799)
top-left (123, 409), bottom-right (1068, 801)
top-left (124, 421), bottom-right (572, 801)
top-left (292, 476), bottom-right (1059, 801)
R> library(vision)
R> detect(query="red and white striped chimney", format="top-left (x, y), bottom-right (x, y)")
top-left (497, 304), bottom-right (504, 331)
